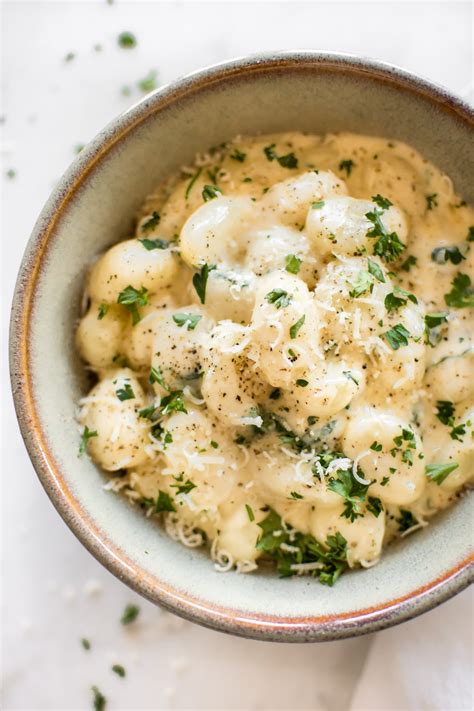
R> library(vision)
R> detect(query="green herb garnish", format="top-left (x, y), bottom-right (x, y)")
top-left (121, 604), bottom-right (140, 625)
top-left (384, 323), bottom-right (410, 350)
top-left (118, 31), bottom-right (137, 48)
top-left (117, 285), bottom-right (149, 325)
top-left (425, 462), bottom-right (458, 485)
top-left (384, 286), bottom-right (417, 312)
top-left (112, 664), bottom-right (126, 677)
top-left (92, 686), bottom-right (106, 711)
top-left (289, 315), bottom-right (305, 339)
top-left (97, 303), bottom-right (109, 320)
top-left (192, 263), bottom-right (215, 304)
top-left (339, 159), bottom-right (355, 176)
top-left (265, 289), bottom-right (291, 309)
top-left (202, 184), bottom-right (222, 201)
top-left (285, 254), bottom-right (302, 274)
top-left (155, 490), bottom-right (176, 513)
top-left (444, 273), bottom-right (474, 308)
top-left (78, 426), bottom-right (98, 457)
top-left (172, 312), bottom-right (202, 331)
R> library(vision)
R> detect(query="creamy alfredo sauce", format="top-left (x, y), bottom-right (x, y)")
top-left (77, 132), bottom-right (474, 582)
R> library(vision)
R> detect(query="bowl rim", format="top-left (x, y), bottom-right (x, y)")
top-left (9, 50), bottom-right (474, 642)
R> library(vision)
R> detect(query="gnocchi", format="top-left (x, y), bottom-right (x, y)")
top-left (77, 132), bottom-right (474, 583)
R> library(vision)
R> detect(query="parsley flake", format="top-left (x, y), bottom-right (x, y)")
top-left (290, 315), bottom-right (305, 339)
top-left (97, 303), bottom-right (109, 320)
top-left (139, 238), bottom-right (169, 252)
top-left (431, 245), bottom-right (466, 265)
top-left (121, 604), bottom-right (139, 625)
top-left (339, 159), bottom-right (355, 176)
top-left (117, 285), bottom-right (149, 325)
top-left (78, 426), bottom-right (98, 457)
top-left (118, 31), bottom-right (137, 48)
top-left (265, 289), bottom-right (292, 309)
top-left (371, 194), bottom-right (393, 210)
top-left (245, 504), bottom-right (255, 522)
top-left (172, 312), bottom-right (202, 331)
top-left (91, 686), bottom-right (106, 711)
top-left (384, 286), bottom-right (417, 312)
top-left (115, 382), bottom-right (135, 401)
top-left (230, 148), bottom-right (246, 162)
top-left (112, 664), bottom-right (126, 678)
top-left (426, 462), bottom-right (458, 485)
top-left (149, 365), bottom-right (168, 390)
top-left (367, 257), bottom-right (385, 283)
top-left (312, 200), bottom-right (325, 209)
top-left (185, 167), bottom-right (202, 200)
top-left (192, 263), bottom-right (215, 304)
top-left (444, 273), bottom-right (474, 308)
top-left (384, 323), bottom-right (410, 350)
top-left (202, 184), bottom-right (222, 201)
top-left (263, 144), bottom-right (298, 168)
top-left (285, 254), bottom-right (302, 274)
top-left (365, 208), bottom-right (406, 262)
top-left (155, 490), bottom-right (176, 513)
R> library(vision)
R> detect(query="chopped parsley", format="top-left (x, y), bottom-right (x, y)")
top-left (121, 604), bottom-right (140, 625)
top-left (435, 400), bottom-right (455, 426)
top-left (367, 496), bottom-right (383, 517)
top-left (155, 490), bottom-right (176, 513)
top-left (160, 390), bottom-right (187, 416)
top-left (91, 686), bottom-right (106, 711)
top-left (328, 468), bottom-right (372, 522)
top-left (296, 379), bottom-right (309, 387)
top-left (370, 441), bottom-right (382, 451)
top-left (97, 303), bottom-right (109, 320)
top-left (78, 426), bottom-right (98, 457)
top-left (263, 144), bottom-right (298, 168)
top-left (431, 245), bottom-right (466, 265)
top-left (426, 193), bottom-right (438, 210)
top-left (230, 148), bottom-right (246, 162)
top-left (425, 462), bottom-right (459, 485)
top-left (285, 254), bottom-right (302, 274)
top-left (450, 423), bottom-right (467, 442)
top-left (311, 200), bottom-right (325, 209)
top-left (139, 238), bottom-right (169, 251)
top-left (192, 263), bottom-right (215, 304)
top-left (112, 664), bottom-right (126, 678)
top-left (245, 504), bottom-right (255, 522)
top-left (289, 315), bottom-right (305, 339)
top-left (265, 289), bottom-right (292, 309)
top-left (115, 382), bottom-right (135, 401)
top-left (444, 273), bottom-right (474, 308)
top-left (339, 159), bottom-right (355, 176)
top-left (81, 638), bottom-right (91, 650)
top-left (384, 323), bottom-right (410, 350)
top-left (172, 312), bottom-right (202, 331)
top-left (365, 210), bottom-right (406, 262)
top-left (424, 312), bottom-right (448, 346)
top-left (117, 285), bottom-right (149, 325)
top-left (371, 194), bottom-right (393, 210)
top-left (185, 167), bottom-right (202, 200)
top-left (400, 255), bottom-right (417, 272)
top-left (380, 476), bottom-right (390, 486)
top-left (384, 286), bottom-right (417, 313)
top-left (137, 69), bottom-right (158, 93)
top-left (149, 365), bottom-right (168, 390)
top-left (467, 226), bottom-right (474, 242)
top-left (348, 270), bottom-right (373, 298)
top-left (256, 508), bottom-right (348, 585)
top-left (118, 31), bottom-right (137, 48)
top-left (397, 509), bottom-right (418, 532)
top-left (269, 388), bottom-right (281, 400)
top-left (171, 475), bottom-right (196, 496)
top-left (202, 184), bottom-right (222, 201)
top-left (367, 257), bottom-right (385, 283)
top-left (290, 491), bottom-right (304, 500)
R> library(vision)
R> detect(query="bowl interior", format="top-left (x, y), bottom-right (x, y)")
top-left (12, 53), bottom-right (473, 640)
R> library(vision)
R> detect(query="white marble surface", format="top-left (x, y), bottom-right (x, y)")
top-left (1, 1), bottom-right (472, 709)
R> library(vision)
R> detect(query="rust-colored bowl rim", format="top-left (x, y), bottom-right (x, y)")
top-left (9, 51), bottom-right (474, 642)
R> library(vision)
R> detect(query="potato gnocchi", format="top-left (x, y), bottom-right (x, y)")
top-left (77, 132), bottom-right (474, 584)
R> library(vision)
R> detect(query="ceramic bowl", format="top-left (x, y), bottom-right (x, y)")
top-left (10, 51), bottom-right (474, 642)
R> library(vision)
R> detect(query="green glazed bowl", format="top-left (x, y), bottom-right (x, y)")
top-left (9, 52), bottom-right (473, 642)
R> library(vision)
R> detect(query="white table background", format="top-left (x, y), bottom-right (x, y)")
top-left (1, 1), bottom-right (472, 709)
